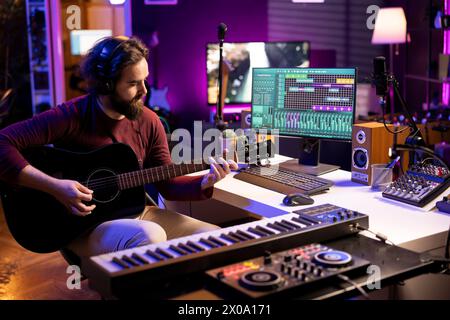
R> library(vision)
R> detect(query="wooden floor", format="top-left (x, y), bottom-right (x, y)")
top-left (0, 204), bottom-right (101, 300)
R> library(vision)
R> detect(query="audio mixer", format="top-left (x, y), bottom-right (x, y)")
top-left (382, 163), bottom-right (450, 207)
top-left (205, 243), bottom-right (370, 299)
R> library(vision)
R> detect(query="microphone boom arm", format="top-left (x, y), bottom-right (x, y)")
top-left (389, 74), bottom-right (424, 145)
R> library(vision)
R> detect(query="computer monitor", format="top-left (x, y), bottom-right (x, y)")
top-left (70, 29), bottom-right (113, 56)
top-left (206, 41), bottom-right (310, 105)
top-left (251, 67), bottom-right (357, 175)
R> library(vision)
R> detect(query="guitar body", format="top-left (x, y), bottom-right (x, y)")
top-left (0, 143), bottom-right (146, 253)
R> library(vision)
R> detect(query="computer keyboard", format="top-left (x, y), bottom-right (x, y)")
top-left (234, 165), bottom-right (334, 195)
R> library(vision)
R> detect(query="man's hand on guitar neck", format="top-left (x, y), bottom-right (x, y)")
top-left (201, 157), bottom-right (238, 191)
top-left (18, 165), bottom-right (96, 217)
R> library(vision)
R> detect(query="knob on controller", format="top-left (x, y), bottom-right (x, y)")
top-left (313, 250), bottom-right (352, 267)
top-left (239, 270), bottom-right (284, 291)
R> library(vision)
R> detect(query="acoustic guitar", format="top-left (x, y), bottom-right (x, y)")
top-left (0, 143), bottom-right (211, 253)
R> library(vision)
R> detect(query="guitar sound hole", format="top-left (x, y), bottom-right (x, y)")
top-left (86, 169), bottom-right (120, 203)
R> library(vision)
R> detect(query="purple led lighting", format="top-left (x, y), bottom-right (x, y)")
top-left (444, 0), bottom-right (450, 105)
top-left (211, 105), bottom-right (250, 114)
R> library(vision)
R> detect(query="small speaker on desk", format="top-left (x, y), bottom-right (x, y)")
top-left (351, 122), bottom-right (408, 185)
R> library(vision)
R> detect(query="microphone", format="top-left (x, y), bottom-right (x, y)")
top-left (373, 56), bottom-right (388, 97)
top-left (215, 23), bottom-right (228, 131)
top-left (218, 23), bottom-right (227, 41)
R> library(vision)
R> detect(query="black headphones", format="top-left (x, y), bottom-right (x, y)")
top-left (96, 37), bottom-right (129, 95)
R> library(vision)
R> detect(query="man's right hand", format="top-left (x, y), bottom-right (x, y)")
top-left (18, 165), bottom-right (96, 217)
top-left (50, 179), bottom-right (96, 217)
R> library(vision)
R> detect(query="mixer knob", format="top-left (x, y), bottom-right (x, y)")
top-left (287, 265), bottom-right (292, 274)
top-left (283, 255), bottom-right (292, 262)
top-left (297, 272), bottom-right (307, 281)
top-left (313, 267), bottom-right (323, 277)
top-left (281, 263), bottom-right (287, 273)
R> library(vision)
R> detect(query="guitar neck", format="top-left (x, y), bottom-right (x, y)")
top-left (117, 162), bottom-right (210, 190)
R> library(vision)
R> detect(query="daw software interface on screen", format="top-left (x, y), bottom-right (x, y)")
top-left (251, 68), bottom-right (357, 141)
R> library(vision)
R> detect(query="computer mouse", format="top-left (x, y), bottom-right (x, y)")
top-left (282, 193), bottom-right (314, 206)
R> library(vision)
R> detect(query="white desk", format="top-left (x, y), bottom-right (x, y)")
top-left (186, 155), bottom-right (450, 246)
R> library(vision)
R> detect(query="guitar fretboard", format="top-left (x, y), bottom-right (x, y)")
top-left (117, 163), bottom-right (210, 190)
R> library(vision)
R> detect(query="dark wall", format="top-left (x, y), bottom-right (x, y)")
top-left (403, 0), bottom-right (444, 112)
top-left (268, 0), bottom-right (385, 81)
top-left (132, 0), bottom-right (268, 129)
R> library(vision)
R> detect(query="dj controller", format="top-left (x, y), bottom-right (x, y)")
top-left (206, 243), bottom-right (370, 299)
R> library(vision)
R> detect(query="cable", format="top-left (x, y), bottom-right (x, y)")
top-left (145, 192), bottom-right (158, 207)
top-left (353, 224), bottom-right (397, 247)
top-left (158, 193), bottom-right (167, 209)
top-left (395, 144), bottom-right (449, 170)
top-left (420, 157), bottom-right (439, 166)
top-left (407, 224), bottom-right (450, 274)
top-left (445, 223), bottom-right (450, 260)
top-left (379, 99), bottom-right (411, 135)
top-left (336, 274), bottom-right (370, 300)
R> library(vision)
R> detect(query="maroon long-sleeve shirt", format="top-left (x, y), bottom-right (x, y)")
top-left (0, 94), bottom-right (212, 201)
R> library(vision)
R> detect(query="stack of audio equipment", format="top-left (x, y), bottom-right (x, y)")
top-left (382, 163), bottom-right (450, 207)
top-left (85, 204), bottom-right (368, 299)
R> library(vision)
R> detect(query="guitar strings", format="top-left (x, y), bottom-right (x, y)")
top-left (81, 163), bottom-right (208, 190)
top-left (82, 154), bottom-right (229, 189)
top-left (82, 165), bottom-right (200, 188)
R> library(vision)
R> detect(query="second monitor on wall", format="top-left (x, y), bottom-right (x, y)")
top-left (206, 41), bottom-right (310, 105)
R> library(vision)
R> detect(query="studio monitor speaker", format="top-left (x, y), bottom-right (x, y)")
top-left (351, 122), bottom-right (408, 185)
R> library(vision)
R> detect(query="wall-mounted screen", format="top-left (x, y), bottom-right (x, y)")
top-left (70, 29), bottom-right (113, 56)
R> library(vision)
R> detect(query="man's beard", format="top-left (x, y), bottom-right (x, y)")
top-left (109, 93), bottom-right (144, 120)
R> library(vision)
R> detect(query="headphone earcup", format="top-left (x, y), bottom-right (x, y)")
top-left (95, 37), bottom-right (127, 95)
